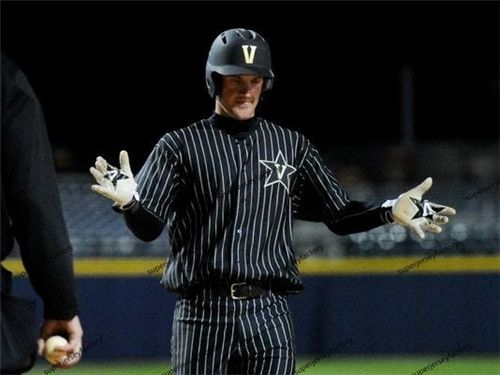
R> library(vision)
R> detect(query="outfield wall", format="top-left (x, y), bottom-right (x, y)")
top-left (5, 257), bottom-right (499, 359)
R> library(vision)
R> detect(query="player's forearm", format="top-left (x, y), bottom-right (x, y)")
top-left (327, 201), bottom-right (393, 235)
top-left (119, 199), bottom-right (165, 241)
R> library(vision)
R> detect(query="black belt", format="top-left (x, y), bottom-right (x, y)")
top-left (179, 282), bottom-right (294, 300)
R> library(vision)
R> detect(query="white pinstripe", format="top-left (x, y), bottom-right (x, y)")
top-left (186, 294), bottom-right (198, 375)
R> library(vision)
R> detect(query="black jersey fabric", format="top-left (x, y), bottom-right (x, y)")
top-left (122, 113), bottom-right (393, 292)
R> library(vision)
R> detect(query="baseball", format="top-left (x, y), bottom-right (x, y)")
top-left (43, 335), bottom-right (68, 365)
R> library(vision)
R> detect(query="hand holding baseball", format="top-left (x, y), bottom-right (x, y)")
top-left (43, 335), bottom-right (69, 365)
top-left (38, 315), bottom-right (83, 368)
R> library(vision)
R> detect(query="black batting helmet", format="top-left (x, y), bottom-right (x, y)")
top-left (205, 28), bottom-right (274, 98)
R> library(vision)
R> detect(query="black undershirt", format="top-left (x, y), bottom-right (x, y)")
top-left (208, 112), bottom-right (260, 139)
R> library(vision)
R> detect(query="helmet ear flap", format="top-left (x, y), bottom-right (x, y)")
top-left (259, 78), bottom-right (274, 102)
top-left (213, 73), bottom-right (222, 97)
top-left (264, 77), bottom-right (273, 92)
top-left (206, 71), bottom-right (222, 99)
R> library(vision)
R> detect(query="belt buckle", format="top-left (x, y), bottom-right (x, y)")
top-left (230, 283), bottom-right (247, 300)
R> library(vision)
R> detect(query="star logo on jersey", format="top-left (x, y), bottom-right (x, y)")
top-left (259, 151), bottom-right (297, 193)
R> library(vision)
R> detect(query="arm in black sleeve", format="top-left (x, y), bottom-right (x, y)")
top-left (292, 138), bottom-right (393, 236)
top-left (327, 200), bottom-right (393, 235)
top-left (113, 199), bottom-right (165, 242)
top-left (1, 55), bottom-right (78, 320)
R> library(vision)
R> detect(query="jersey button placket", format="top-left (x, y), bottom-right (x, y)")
top-left (234, 142), bottom-right (245, 277)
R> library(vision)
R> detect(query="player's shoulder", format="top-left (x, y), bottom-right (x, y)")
top-left (258, 117), bottom-right (309, 144)
top-left (156, 119), bottom-right (205, 152)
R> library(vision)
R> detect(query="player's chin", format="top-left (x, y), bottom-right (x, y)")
top-left (230, 104), bottom-right (255, 120)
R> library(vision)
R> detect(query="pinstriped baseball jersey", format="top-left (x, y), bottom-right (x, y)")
top-left (135, 113), bottom-right (350, 292)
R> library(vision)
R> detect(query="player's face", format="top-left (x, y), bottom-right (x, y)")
top-left (217, 75), bottom-right (263, 120)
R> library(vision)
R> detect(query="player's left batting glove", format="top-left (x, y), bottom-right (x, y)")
top-left (383, 177), bottom-right (456, 239)
top-left (90, 150), bottom-right (138, 208)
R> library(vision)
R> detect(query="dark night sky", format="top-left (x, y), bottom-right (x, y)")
top-left (2, 1), bottom-right (498, 170)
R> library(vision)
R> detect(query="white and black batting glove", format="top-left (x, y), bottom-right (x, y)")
top-left (383, 177), bottom-right (456, 239)
top-left (90, 150), bottom-right (138, 208)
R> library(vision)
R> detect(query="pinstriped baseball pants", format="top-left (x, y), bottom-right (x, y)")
top-left (170, 289), bottom-right (296, 375)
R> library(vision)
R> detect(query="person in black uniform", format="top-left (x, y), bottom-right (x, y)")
top-left (90, 28), bottom-right (456, 375)
top-left (1, 54), bottom-right (83, 374)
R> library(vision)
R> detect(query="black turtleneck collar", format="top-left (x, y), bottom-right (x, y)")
top-left (208, 113), bottom-right (260, 139)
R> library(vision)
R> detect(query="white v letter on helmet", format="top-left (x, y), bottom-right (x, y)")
top-left (383, 177), bottom-right (456, 239)
top-left (90, 150), bottom-right (137, 208)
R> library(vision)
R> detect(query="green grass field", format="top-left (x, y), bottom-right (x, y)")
top-left (26, 356), bottom-right (500, 374)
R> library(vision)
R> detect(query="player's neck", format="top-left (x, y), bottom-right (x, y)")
top-left (208, 113), bottom-right (260, 137)
top-left (212, 111), bottom-right (256, 122)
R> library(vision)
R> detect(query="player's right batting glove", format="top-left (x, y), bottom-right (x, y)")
top-left (383, 177), bottom-right (456, 239)
top-left (90, 150), bottom-right (137, 208)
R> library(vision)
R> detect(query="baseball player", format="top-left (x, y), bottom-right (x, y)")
top-left (90, 28), bottom-right (456, 375)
